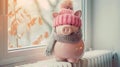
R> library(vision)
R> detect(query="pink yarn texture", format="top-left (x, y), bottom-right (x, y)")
top-left (53, 9), bottom-right (81, 27)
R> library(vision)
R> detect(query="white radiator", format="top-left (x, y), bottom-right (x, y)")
top-left (16, 50), bottom-right (114, 67)
top-left (80, 50), bottom-right (113, 67)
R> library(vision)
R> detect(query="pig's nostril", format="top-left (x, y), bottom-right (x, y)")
top-left (65, 28), bottom-right (69, 32)
top-left (63, 28), bottom-right (66, 32)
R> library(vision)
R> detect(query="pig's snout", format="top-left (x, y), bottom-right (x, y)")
top-left (56, 25), bottom-right (79, 35)
top-left (62, 26), bottom-right (73, 35)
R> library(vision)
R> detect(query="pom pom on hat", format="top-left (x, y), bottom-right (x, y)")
top-left (60, 0), bottom-right (73, 10)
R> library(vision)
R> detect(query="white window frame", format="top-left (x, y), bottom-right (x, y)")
top-left (0, 0), bottom-right (89, 65)
top-left (82, 0), bottom-right (92, 51)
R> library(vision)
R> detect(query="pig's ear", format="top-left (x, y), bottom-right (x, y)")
top-left (52, 12), bottom-right (59, 18)
top-left (74, 10), bottom-right (82, 17)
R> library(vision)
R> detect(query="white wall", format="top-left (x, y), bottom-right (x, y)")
top-left (91, 0), bottom-right (120, 66)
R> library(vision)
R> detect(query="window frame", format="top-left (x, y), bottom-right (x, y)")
top-left (0, 0), bottom-right (88, 65)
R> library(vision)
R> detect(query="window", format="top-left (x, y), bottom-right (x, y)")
top-left (0, 0), bottom-right (87, 65)
top-left (8, 0), bottom-right (51, 50)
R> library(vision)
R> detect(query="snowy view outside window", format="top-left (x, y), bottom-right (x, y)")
top-left (8, 0), bottom-right (82, 50)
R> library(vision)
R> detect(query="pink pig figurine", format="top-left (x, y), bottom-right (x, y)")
top-left (45, 9), bottom-right (84, 63)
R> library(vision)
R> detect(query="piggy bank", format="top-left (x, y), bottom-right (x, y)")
top-left (46, 9), bottom-right (84, 63)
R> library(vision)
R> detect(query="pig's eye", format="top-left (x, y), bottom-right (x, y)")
top-left (70, 8), bottom-right (73, 10)
top-left (70, 24), bottom-right (73, 26)
top-left (70, 32), bottom-right (74, 35)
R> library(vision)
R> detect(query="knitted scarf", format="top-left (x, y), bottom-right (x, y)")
top-left (53, 30), bottom-right (82, 43)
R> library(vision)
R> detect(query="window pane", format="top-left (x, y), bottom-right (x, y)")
top-left (8, 0), bottom-right (82, 50)
top-left (8, 0), bottom-right (52, 50)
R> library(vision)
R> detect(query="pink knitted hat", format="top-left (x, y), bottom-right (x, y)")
top-left (53, 9), bottom-right (82, 27)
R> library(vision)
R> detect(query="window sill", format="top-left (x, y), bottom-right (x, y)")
top-left (1, 56), bottom-right (53, 67)
top-left (0, 45), bottom-right (52, 66)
